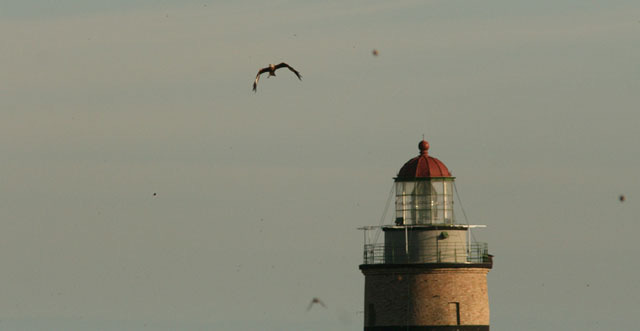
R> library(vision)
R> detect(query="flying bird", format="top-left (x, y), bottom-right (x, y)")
top-left (619, 194), bottom-right (626, 202)
top-left (372, 49), bottom-right (379, 56)
top-left (307, 297), bottom-right (326, 311)
top-left (252, 62), bottom-right (302, 92)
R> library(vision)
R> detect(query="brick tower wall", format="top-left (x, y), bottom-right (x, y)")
top-left (362, 267), bottom-right (490, 329)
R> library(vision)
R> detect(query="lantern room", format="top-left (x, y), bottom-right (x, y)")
top-left (394, 140), bottom-right (455, 226)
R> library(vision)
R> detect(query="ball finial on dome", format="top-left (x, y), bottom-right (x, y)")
top-left (419, 140), bottom-right (429, 155)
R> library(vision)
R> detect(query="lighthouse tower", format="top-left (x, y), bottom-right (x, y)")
top-left (359, 140), bottom-right (493, 331)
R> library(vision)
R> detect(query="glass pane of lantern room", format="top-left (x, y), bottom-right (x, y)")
top-left (403, 182), bottom-right (414, 195)
top-left (395, 182), bottom-right (410, 224)
top-left (431, 181), bottom-right (443, 198)
top-left (395, 195), bottom-right (403, 221)
top-left (430, 181), bottom-right (444, 224)
top-left (415, 181), bottom-right (428, 195)
top-left (414, 181), bottom-right (429, 224)
top-left (443, 181), bottom-right (453, 224)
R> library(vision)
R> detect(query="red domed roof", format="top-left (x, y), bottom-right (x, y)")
top-left (396, 140), bottom-right (452, 180)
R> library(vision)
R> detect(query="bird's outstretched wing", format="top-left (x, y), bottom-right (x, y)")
top-left (274, 62), bottom-right (302, 80)
top-left (307, 297), bottom-right (326, 311)
top-left (253, 67), bottom-right (270, 92)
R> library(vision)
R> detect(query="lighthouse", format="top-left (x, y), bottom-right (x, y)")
top-left (359, 140), bottom-right (493, 331)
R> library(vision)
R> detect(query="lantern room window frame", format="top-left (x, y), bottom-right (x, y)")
top-left (394, 177), bottom-right (455, 226)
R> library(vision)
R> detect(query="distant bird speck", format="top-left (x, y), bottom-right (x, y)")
top-left (253, 63), bottom-right (302, 92)
top-left (307, 297), bottom-right (327, 311)
top-left (619, 195), bottom-right (626, 202)
top-left (372, 49), bottom-right (379, 56)
top-left (153, 193), bottom-right (157, 197)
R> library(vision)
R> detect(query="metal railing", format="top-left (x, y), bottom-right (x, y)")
top-left (362, 242), bottom-right (489, 265)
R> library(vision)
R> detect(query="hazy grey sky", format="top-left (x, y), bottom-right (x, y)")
top-left (1, 0), bottom-right (639, 330)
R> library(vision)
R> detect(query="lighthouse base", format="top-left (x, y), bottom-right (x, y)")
top-left (365, 326), bottom-right (489, 331)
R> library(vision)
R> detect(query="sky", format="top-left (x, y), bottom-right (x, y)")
top-left (1, 0), bottom-right (639, 330)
